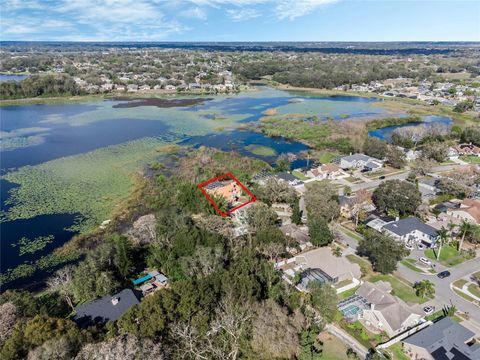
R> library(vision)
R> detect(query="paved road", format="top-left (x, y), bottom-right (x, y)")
top-left (336, 227), bottom-right (480, 332)
top-left (397, 258), bottom-right (480, 329)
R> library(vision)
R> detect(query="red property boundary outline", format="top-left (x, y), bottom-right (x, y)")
top-left (198, 173), bottom-right (256, 217)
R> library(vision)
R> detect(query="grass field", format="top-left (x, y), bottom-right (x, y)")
top-left (460, 155), bottom-right (480, 164)
top-left (400, 258), bottom-right (424, 273)
top-left (425, 245), bottom-right (466, 267)
top-left (467, 283), bottom-right (480, 298)
top-left (292, 170), bottom-right (309, 180)
top-left (385, 342), bottom-right (410, 360)
top-left (452, 288), bottom-right (477, 303)
top-left (317, 332), bottom-right (350, 360)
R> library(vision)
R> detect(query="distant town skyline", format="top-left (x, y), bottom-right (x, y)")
top-left (1, 0), bottom-right (479, 42)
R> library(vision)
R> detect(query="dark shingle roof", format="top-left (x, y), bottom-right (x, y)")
top-left (203, 180), bottom-right (232, 190)
top-left (74, 289), bottom-right (140, 327)
top-left (404, 317), bottom-right (479, 360)
top-left (383, 217), bottom-right (438, 237)
top-left (275, 172), bottom-right (300, 183)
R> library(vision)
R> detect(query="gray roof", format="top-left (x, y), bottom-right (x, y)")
top-left (404, 317), bottom-right (480, 359)
top-left (74, 289), bottom-right (140, 327)
top-left (253, 171), bottom-right (274, 181)
top-left (275, 172), bottom-right (301, 183)
top-left (365, 161), bottom-right (381, 169)
top-left (342, 154), bottom-right (374, 162)
top-left (203, 180), bottom-right (231, 190)
top-left (383, 217), bottom-right (438, 237)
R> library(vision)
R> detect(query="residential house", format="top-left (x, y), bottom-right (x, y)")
top-left (339, 193), bottom-right (375, 219)
top-left (278, 247), bottom-right (361, 293)
top-left (252, 171), bottom-right (275, 186)
top-left (74, 289), bottom-right (140, 328)
top-left (382, 217), bottom-right (439, 246)
top-left (447, 198), bottom-right (480, 225)
top-left (351, 281), bottom-right (423, 337)
top-left (454, 143), bottom-right (480, 157)
top-left (275, 172), bottom-right (303, 187)
top-left (339, 154), bottom-right (383, 172)
top-left (164, 84), bottom-right (176, 91)
top-left (204, 180), bottom-right (241, 204)
top-left (280, 223), bottom-right (310, 248)
top-left (305, 163), bottom-right (347, 180)
top-left (418, 178), bottom-right (440, 194)
top-left (114, 84), bottom-right (126, 91)
top-left (403, 317), bottom-right (480, 360)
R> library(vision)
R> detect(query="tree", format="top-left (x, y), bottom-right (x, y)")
top-left (275, 157), bottom-right (290, 172)
top-left (461, 126), bottom-right (480, 146)
top-left (250, 299), bottom-right (303, 359)
top-left (309, 282), bottom-right (338, 323)
top-left (458, 221), bottom-right (475, 251)
top-left (421, 142), bottom-right (448, 163)
top-left (46, 266), bottom-right (76, 311)
top-left (414, 280), bottom-right (435, 298)
top-left (291, 198), bottom-right (302, 225)
top-left (308, 216), bottom-right (333, 247)
top-left (386, 146), bottom-right (406, 169)
top-left (349, 189), bottom-right (372, 227)
top-left (332, 246), bottom-right (342, 257)
top-left (246, 202), bottom-right (278, 232)
top-left (305, 181), bottom-right (340, 222)
top-left (435, 228), bottom-right (449, 261)
top-left (357, 231), bottom-right (409, 274)
top-left (255, 178), bottom-right (297, 205)
top-left (112, 234), bottom-right (133, 279)
top-left (373, 180), bottom-right (421, 216)
top-left (363, 137), bottom-right (388, 159)
top-left (343, 186), bottom-right (352, 196)
top-left (0, 302), bottom-right (17, 346)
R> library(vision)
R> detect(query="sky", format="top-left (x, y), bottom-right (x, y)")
top-left (1, 0), bottom-right (479, 42)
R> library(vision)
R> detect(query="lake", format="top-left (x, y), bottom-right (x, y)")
top-left (368, 115), bottom-right (453, 142)
top-left (0, 87), bottom-right (449, 289)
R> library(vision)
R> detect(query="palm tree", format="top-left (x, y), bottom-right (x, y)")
top-left (332, 246), bottom-right (342, 257)
top-left (436, 228), bottom-right (449, 261)
top-left (414, 280), bottom-right (435, 298)
top-left (458, 220), bottom-right (474, 252)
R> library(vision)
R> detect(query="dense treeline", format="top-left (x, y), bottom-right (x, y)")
top-left (0, 148), bottom-right (339, 359)
top-left (0, 74), bottom-right (83, 99)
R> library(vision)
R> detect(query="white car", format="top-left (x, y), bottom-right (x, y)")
top-left (423, 306), bottom-right (435, 315)
top-left (419, 257), bottom-right (432, 266)
top-left (405, 243), bottom-right (414, 251)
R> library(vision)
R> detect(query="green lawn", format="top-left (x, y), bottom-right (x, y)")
top-left (340, 226), bottom-right (364, 241)
top-left (385, 342), bottom-right (410, 360)
top-left (368, 274), bottom-right (427, 304)
top-left (314, 151), bottom-right (338, 164)
top-left (400, 259), bottom-right (424, 273)
top-left (424, 245), bottom-right (466, 267)
top-left (453, 288), bottom-right (477, 303)
top-left (317, 332), bottom-right (350, 360)
top-left (292, 170), bottom-right (309, 180)
top-left (338, 286), bottom-right (359, 300)
top-left (453, 279), bottom-right (468, 288)
top-left (467, 283), bottom-right (480, 298)
top-left (460, 155), bottom-right (480, 164)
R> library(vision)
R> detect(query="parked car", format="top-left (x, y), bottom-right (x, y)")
top-left (405, 243), bottom-right (414, 250)
top-left (437, 270), bottom-right (451, 279)
top-left (419, 257), bottom-right (432, 266)
top-left (379, 175), bottom-right (386, 180)
top-left (417, 243), bottom-right (425, 250)
top-left (423, 306), bottom-right (435, 315)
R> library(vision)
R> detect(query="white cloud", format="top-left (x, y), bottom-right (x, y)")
top-left (227, 8), bottom-right (260, 21)
top-left (275, 0), bottom-right (340, 20)
top-left (181, 7), bottom-right (208, 20)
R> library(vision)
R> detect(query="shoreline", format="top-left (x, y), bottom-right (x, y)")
top-left (0, 86), bottom-right (257, 107)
